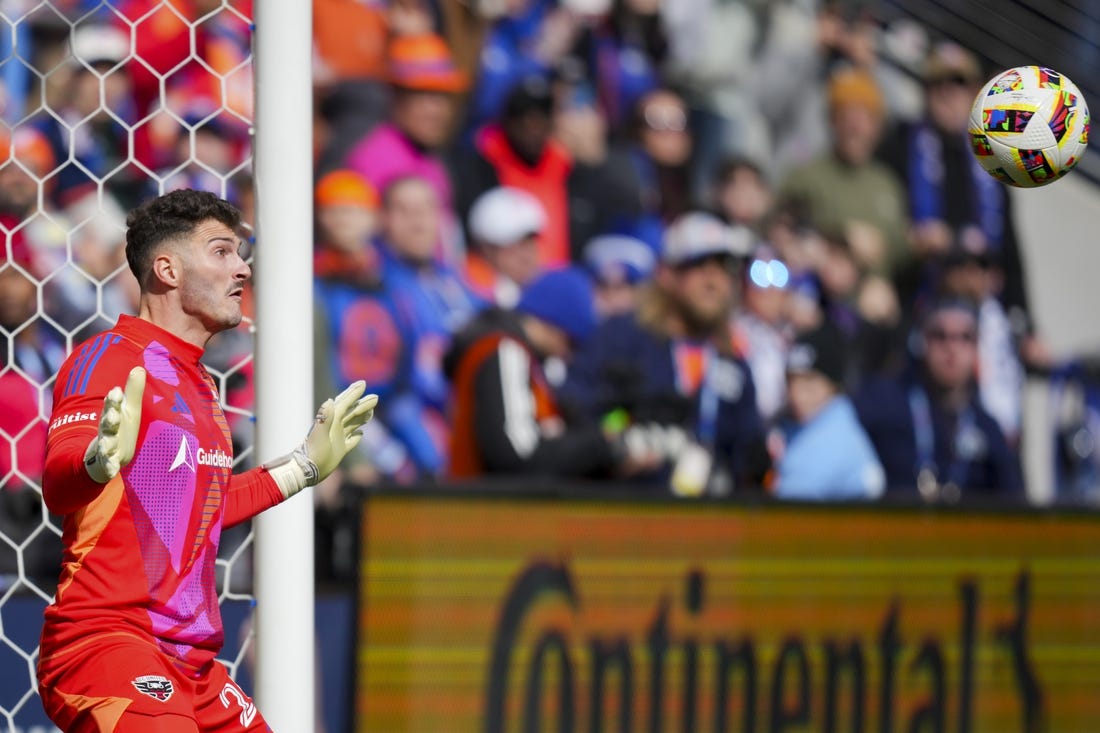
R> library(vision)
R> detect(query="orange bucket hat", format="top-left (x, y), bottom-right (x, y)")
top-left (1, 127), bottom-right (57, 178)
top-left (386, 33), bottom-right (468, 93)
top-left (316, 170), bottom-right (380, 209)
top-left (826, 67), bottom-right (885, 118)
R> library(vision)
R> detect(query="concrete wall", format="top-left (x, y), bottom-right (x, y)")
top-left (1012, 175), bottom-right (1100, 356)
top-left (1012, 174), bottom-right (1100, 503)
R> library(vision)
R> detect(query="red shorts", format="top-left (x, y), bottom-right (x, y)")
top-left (38, 635), bottom-right (270, 732)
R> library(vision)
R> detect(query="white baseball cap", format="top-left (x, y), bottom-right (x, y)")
top-left (468, 186), bottom-right (547, 247)
top-left (70, 24), bottom-right (130, 67)
top-left (662, 211), bottom-right (754, 266)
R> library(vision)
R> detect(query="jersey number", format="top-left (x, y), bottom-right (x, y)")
top-left (219, 681), bottom-right (257, 728)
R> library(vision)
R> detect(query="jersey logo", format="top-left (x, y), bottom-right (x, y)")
top-left (171, 392), bottom-right (191, 415)
top-left (48, 410), bottom-right (98, 434)
top-left (62, 333), bottom-right (122, 398)
top-left (169, 435), bottom-right (195, 473)
top-left (132, 675), bottom-right (174, 702)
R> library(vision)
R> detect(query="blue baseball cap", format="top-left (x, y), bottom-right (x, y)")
top-left (583, 234), bottom-right (657, 285)
top-left (515, 267), bottom-right (598, 344)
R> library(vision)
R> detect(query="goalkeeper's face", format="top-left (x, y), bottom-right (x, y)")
top-left (177, 219), bottom-right (251, 333)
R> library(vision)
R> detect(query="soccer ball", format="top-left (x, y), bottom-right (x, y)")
top-left (969, 66), bottom-right (1090, 187)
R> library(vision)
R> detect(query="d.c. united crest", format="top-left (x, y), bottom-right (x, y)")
top-left (132, 675), bottom-right (174, 702)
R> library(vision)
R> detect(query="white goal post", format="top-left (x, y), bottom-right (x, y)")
top-left (251, 0), bottom-right (316, 729)
top-left (0, 1), bottom-right (315, 730)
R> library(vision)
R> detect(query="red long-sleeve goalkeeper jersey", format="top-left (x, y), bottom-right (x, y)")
top-left (38, 315), bottom-right (283, 676)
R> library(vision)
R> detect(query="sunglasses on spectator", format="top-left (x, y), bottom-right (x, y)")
top-left (926, 328), bottom-right (977, 344)
top-left (929, 74), bottom-right (973, 88)
top-left (643, 105), bottom-right (688, 133)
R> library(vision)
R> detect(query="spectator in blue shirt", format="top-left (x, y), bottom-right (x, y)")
top-left (376, 175), bottom-right (486, 476)
top-left (772, 324), bottom-right (885, 501)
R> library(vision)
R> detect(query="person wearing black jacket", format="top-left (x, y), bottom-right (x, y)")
top-left (444, 268), bottom-right (652, 480)
top-left (564, 212), bottom-right (766, 496)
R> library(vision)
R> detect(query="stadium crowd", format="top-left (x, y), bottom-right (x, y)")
top-left (0, 0), bottom-right (1091, 583)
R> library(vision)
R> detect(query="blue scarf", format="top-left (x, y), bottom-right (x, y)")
top-left (907, 124), bottom-right (1005, 251)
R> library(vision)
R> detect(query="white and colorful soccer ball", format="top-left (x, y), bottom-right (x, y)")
top-left (969, 65), bottom-right (1090, 188)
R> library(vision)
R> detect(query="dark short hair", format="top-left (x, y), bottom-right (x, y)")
top-left (502, 75), bottom-right (554, 120)
top-left (125, 189), bottom-right (241, 287)
top-left (920, 295), bottom-right (979, 331)
top-left (712, 155), bottom-right (764, 187)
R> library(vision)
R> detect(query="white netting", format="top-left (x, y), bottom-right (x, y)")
top-left (0, 3), bottom-right (256, 730)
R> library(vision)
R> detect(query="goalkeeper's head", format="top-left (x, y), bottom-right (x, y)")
top-left (125, 189), bottom-right (250, 340)
top-left (126, 190), bottom-right (242, 285)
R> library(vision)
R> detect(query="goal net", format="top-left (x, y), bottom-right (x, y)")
top-left (0, 3), bottom-right (257, 730)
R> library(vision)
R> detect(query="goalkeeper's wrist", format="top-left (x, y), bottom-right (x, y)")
top-left (263, 446), bottom-right (320, 500)
top-left (83, 438), bottom-right (113, 484)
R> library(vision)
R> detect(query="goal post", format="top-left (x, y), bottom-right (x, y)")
top-left (251, 0), bottom-right (316, 729)
top-left (0, 1), bottom-right (316, 730)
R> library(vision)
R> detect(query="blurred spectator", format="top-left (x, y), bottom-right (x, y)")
top-left (47, 194), bottom-right (132, 342)
top-left (446, 268), bottom-right (647, 478)
top-left (0, 262), bottom-right (65, 393)
top-left (779, 67), bottom-right (910, 280)
top-left (762, 200), bottom-right (829, 282)
top-left (565, 211), bottom-right (763, 495)
top-left (815, 1), bottom-right (879, 76)
top-left (465, 186), bottom-right (547, 307)
top-left (315, 170), bottom-right (381, 263)
top-left (710, 156), bottom-right (773, 237)
top-left (938, 241), bottom-right (1026, 445)
top-left (0, 126), bottom-right (62, 237)
top-left (814, 231), bottom-right (903, 380)
top-left (553, 77), bottom-right (644, 255)
top-left (731, 245), bottom-right (793, 424)
top-left (747, 0), bottom-right (836, 176)
top-left (376, 175), bottom-right (485, 476)
top-left (0, 122), bottom-right (133, 339)
top-left (0, 359), bottom-right (50, 587)
top-left (613, 86), bottom-right (695, 253)
top-left (313, 0), bottom-right (439, 176)
top-left (880, 41), bottom-right (1038, 349)
top-left (345, 33), bottom-right (468, 265)
top-left (467, 0), bottom-right (575, 131)
top-left (312, 170), bottom-right (422, 484)
top-left (115, 0), bottom-right (253, 171)
top-left (452, 76), bottom-right (574, 267)
top-left (771, 323), bottom-right (885, 501)
top-left (662, 0), bottom-right (771, 193)
top-left (854, 298), bottom-right (1025, 501)
top-left (582, 233), bottom-right (655, 319)
top-left (436, 0), bottom-right (499, 84)
top-left (33, 23), bottom-right (137, 210)
top-left (489, 0), bottom-right (667, 134)
top-left (0, 260), bottom-right (56, 588)
top-left (160, 102), bottom-right (250, 203)
top-left (872, 15), bottom-right (929, 125)
top-left (312, 0), bottom-right (390, 86)
top-left (581, 0), bottom-right (666, 130)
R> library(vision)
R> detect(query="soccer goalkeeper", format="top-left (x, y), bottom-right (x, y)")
top-left (36, 189), bottom-right (377, 732)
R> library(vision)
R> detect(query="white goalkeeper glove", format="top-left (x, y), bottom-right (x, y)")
top-left (264, 381), bottom-right (378, 500)
top-left (83, 366), bottom-right (146, 484)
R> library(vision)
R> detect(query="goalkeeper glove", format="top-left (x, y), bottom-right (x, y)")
top-left (264, 381), bottom-right (378, 500)
top-left (84, 366), bottom-right (147, 484)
